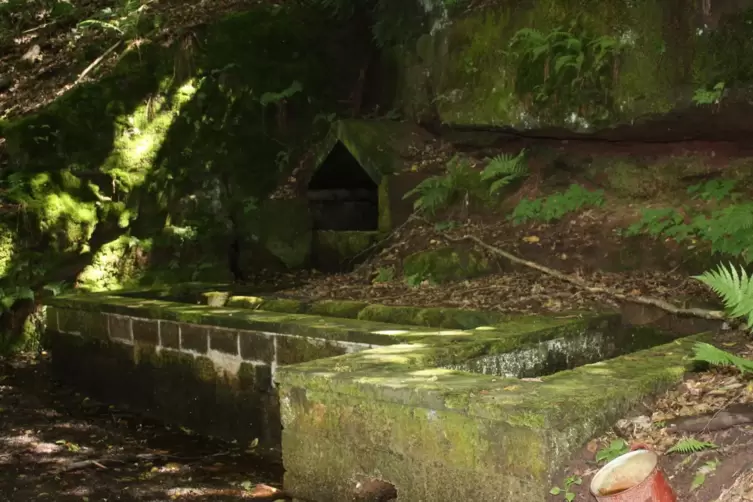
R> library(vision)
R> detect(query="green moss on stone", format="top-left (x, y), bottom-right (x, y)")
top-left (202, 291), bottom-right (230, 307)
top-left (357, 304), bottom-right (419, 325)
top-left (314, 230), bottom-right (380, 263)
top-left (256, 198), bottom-right (312, 269)
top-left (226, 296), bottom-right (264, 309)
top-left (398, 0), bottom-right (716, 130)
top-left (403, 246), bottom-right (491, 283)
top-left (194, 356), bottom-right (217, 382)
top-left (307, 300), bottom-right (368, 319)
top-left (257, 298), bottom-right (305, 314)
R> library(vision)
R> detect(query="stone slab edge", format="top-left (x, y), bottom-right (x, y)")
top-left (44, 293), bottom-right (614, 348)
top-left (275, 333), bottom-right (708, 430)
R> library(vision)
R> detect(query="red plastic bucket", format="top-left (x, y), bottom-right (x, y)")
top-left (589, 444), bottom-right (677, 502)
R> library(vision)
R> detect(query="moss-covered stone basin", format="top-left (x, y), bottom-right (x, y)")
top-left (43, 287), bottom-right (707, 502)
top-left (276, 334), bottom-right (708, 501)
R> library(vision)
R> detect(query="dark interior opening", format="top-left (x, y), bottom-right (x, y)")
top-left (307, 141), bottom-right (379, 231)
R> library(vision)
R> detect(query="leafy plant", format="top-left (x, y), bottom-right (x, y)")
top-left (595, 439), bottom-right (629, 464)
top-left (694, 263), bottom-right (753, 329)
top-left (77, 0), bottom-right (151, 41)
top-left (550, 475), bottom-right (582, 501)
top-left (688, 179), bottom-right (738, 202)
top-left (666, 438), bottom-right (717, 454)
top-left (480, 149), bottom-right (528, 195)
top-left (693, 82), bottom-right (726, 106)
top-left (508, 19), bottom-right (624, 123)
top-left (692, 341), bottom-right (753, 373)
top-left (373, 266), bottom-right (395, 284)
top-left (691, 459), bottom-right (719, 492)
top-left (510, 184), bottom-right (605, 225)
top-left (626, 180), bottom-right (753, 263)
top-left (259, 81), bottom-right (304, 107)
top-left (403, 156), bottom-right (484, 216)
top-left (0, 287), bottom-right (34, 312)
top-left (405, 271), bottom-right (433, 288)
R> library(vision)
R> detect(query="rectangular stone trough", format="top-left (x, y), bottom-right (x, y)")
top-left (276, 326), bottom-right (707, 501)
top-left (43, 291), bottom-right (706, 501)
top-left (42, 291), bottom-right (472, 459)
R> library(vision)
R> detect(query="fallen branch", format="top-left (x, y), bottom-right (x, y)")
top-left (447, 234), bottom-right (728, 323)
top-left (667, 403), bottom-right (753, 433)
top-left (76, 41), bottom-right (122, 84)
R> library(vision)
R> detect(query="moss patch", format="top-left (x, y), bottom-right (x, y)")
top-left (403, 246), bottom-right (491, 283)
top-left (307, 300), bottom-right (368, 319)
top-left (313, 230), bottom-right (381, 265)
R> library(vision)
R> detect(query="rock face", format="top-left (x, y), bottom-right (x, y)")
top-left (394, 0), bottom-right (753, 137)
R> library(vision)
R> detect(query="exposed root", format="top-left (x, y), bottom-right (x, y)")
top-left (448, 233), bottom-right (729, 323)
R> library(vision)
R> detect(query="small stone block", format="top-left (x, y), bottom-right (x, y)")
top-left (57, 309), bottom-right (81, 334)
top-left (160, 321), bottom-right (180, 349)
top-left (238, 362), bottom-right (272, 391)
top-left (132, 319), bottom-right (159, 345)
top-left (209, 329), bottom-right (238, 355)
top-left (239, 331), bottom-right (275, 363)
top-left (82, 311), bottom-right (109, 340)
top-left (46, 306), bottom-right (61, 332)
top-left (181, 324), bottom-right (208, 353)
top-left (276, 335), bottom-right (345, 365)
top-left (108, 315), bottom-right (132, 342)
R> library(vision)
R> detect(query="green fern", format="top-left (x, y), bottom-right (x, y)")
top-left (694, 263), bottom-right (753, 328)
top-left (403, 157), bottom-right (483, 216)
top-left (692, 342), bottom-right (753, 374)
top-left (403, 176), bottom-right (453, 215)
top-left (666, 438), bottom-right (717, 455)
top-left (510, 184), bottom-right (604, 225)
top-left (480, 149), bottom-right (529, 195)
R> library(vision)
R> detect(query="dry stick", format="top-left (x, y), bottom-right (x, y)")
top-left (76, 40), bottom-right (122, 84)
top-left (448, 234), bottom-right (728, 323)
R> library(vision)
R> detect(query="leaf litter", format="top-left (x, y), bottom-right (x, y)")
top-left (0, 353), bottom-right (288, 501)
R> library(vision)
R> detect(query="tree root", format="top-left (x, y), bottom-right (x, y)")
top-left (667, 404), bottom-right (753, 433)
top-left (447, 234), bottom-right (729, 324)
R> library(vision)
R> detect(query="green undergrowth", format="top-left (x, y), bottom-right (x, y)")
top-left (510, 184), bottom-right (605, 225)
top-left (624, 179), bottom-right (753, 264)
top-left (0, 3), bottom-right (369, 348)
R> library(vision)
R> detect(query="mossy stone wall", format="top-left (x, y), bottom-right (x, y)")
top-left (393, 0), bottom-right (753, 131)
top-left (0, 4), bottom-right (371, 315)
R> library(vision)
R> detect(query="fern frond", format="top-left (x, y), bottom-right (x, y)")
top-left (480, 150), bottom-right (527, 181)
top-left (694, 263), bottom-right (753, 328)
top-left (666, 438), bottom-right (717, 455)
top-left (403, 176), bottom-right (453, 215)
top-left (692, 342), bottom-right (753, 374)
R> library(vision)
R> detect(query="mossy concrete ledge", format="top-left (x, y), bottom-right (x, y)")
top-left (42, 292), bottom-right (439, 460)
top-left (275, 335), bottom-right (707, 501)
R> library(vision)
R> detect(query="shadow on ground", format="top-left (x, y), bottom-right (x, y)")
top-left (0, 353), bottom-right (287, 501)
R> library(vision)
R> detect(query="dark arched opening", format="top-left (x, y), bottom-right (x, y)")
top-left (307, 141), bottom-right (379, 231)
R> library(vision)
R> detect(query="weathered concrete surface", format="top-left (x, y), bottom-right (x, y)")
top-left (44, 290), bottom-right (702, 501)
top-left (276, 335), bottom-right (707, 502)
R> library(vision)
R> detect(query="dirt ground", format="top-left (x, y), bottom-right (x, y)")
top-left (545, 330), bottom-right (753, 502)
top-left (0, 353), bottom-right (287, 502)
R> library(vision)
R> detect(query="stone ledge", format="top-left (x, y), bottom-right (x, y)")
top-left (275, 334), bottom-right (708, 501)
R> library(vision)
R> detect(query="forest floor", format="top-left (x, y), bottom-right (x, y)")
top-left (547, 329), bottom-right (753, 502)
top-left (275, 214), bottom-right (721, 316)
top-left (0, 0), bottom-right (267, 118)
top-left (0, 353), bottom-right (288, 502)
